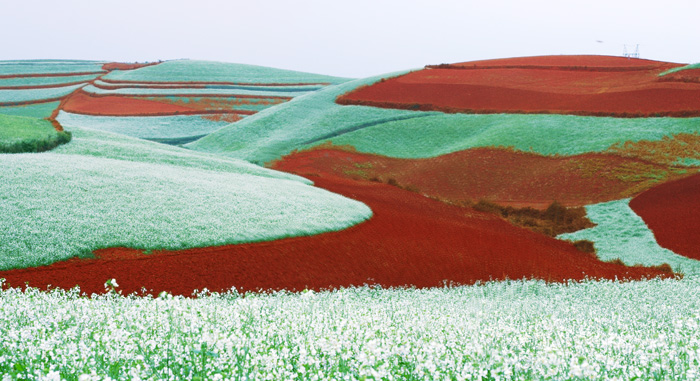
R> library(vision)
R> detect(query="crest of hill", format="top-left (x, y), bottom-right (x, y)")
top-left (447, 55), bottom-right (682, 69)
top-left (103, 60), bottom-right (352, 85)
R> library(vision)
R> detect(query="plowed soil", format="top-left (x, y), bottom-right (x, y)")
top-left (338, 55), bottom-right (700, 117)
top-left (62, 91), bottom-right (198, 116)
top-left (0, 172), bottom-right (670, 296)
top-left (630, 173), bottom-right (700, 260)
top-left (276, 147), bottom-right (689, 209)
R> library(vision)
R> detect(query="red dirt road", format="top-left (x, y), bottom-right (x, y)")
top-left (0, 172), bottom-right (669, 296)
top-left (338, 55), bottom-right (700, 117)
top-left (276, 147), bottom-right (688, 209)
top-left (630, 173), bottom-right (700, 261)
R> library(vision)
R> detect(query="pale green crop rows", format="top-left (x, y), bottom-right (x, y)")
top-left (0, 101), bottom-right (60, 118)
top-left (82, 85), bottom-right (314, 99)
top-left (313, 113), bottom-right (700, 160)
top-left (187, 70), bottom-right (700, 164)
top-left (51, 124), bottom-right (307, 183)
top-left (185, 71), bottom-right (434, 164)
top-left (1, 278), bottom-right (699, 380)
top-left (0, 83), bottom-right (84, 105)
top-left (57, 111), bottom-right (233, 141)
top-left (93, 80), bottom-right (324, 92)
top-left (558, 199), bottom-right (700, 276)
top-left (0, 74), bottom-right (99, 88)
top-left (103, 60), bottom-right (350, 85)
top-left (0, 61), bottom-right (105, 76)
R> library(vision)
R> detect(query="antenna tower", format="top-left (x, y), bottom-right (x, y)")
top-left (623, 44), bottom-right (640, 59)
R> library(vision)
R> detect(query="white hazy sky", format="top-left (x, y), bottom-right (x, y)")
top-left (1, 0), bottom-right (698, 78)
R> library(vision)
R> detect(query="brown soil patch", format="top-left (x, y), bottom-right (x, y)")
top-left (101, 62), bottom-right (160, 71)
top-left (607, 133), bottom-right (700, 166)
top-left (0, 173), bottom-right (670, 296)
top-left (630, 173), bottom-right (700, 261)
top-left (277, 146), bottom-right (690, 209)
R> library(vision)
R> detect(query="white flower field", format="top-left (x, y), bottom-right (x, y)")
top-left (1, 278), bottom-right (699, 380)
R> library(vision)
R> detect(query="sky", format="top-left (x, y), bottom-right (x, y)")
top-left (2, 0), bottom-right (698, 78)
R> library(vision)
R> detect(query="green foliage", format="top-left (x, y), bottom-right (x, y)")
top-left (0, 101), bottom-right (60, 118)
top-left (0, 114), bottom-right (71, 153)
top-left (0, 74), bottom-right (99, 87)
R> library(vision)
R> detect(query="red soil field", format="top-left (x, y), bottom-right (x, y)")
top-left (338, 55), bottom-right (700, 117)
top-left (630, 173), bottom-right (700, 261)
top-left (0, 171), bottom-right (670, 296)
top-left (62, 90), bottom-right (198, 116)
top-left (274, 147), bottom-right (689, 209)
top-left (659, 69), bottom-right (700, 84)
top-left (101, 62), bottom-right (159, 71)
top-left (442, 55), bottom-right (680, 69)
top-left (146, 96), bottom-right (285, 112)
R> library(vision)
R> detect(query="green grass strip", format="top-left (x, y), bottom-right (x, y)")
top-left (319, 113), bottom-right (700, 159)
top-left (0, 114), bottom-right (71, 153)
top-left (659, 63), bottom-right (700, 76)
top-left (0, 101), bottom-right (59, 118)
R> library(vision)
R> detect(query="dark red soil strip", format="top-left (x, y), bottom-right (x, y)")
top-left (62, 90), bottom-right (257, 117)
top-left (101, 62), bottom-right (160, 71)
top-left (273, 147), bottom-right (689, 209)
top-left (0, 173), bottom-right (670, 296)
top-left (0, 71), bottom-right (105, 79)
top-left (338, 83), bottom-right (700, 118)
top-left (425, 64), bottom-right (671, 72)
top-left (630, 173), bottom-right (700, 261)
top-left (99, 78), bottom-right (332, 87)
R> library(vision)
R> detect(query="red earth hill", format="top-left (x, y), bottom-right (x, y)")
top-left (630, 173), bottom-right (700, 261)
top-left (337, 55), bottom-right (700, 117)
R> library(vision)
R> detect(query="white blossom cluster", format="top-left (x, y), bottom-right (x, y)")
top-left (1, 277), bottom-right (699, 380)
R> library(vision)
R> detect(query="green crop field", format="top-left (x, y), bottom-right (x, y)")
top-left (57, 111), bottom-right (233, 142)
top-left (0, 114), bottom-right (70, 153)
top-left (0, 101), bottom-right (60, 118)
top-left (0, 83), bottom-right (84, 105)
top-left (82, 84), bottom-right (314, 98)
top-left (0, 153), bottom-right (371, 270)
top-left (0, 74), bottom-right (99, 88)
top-left (103, 60), bottom-right (351, 84)
top-left (185, 71), bottom-right (433, 164)
top-left (0, 60), bottom-right (106, 75)
top-left (317, 113), bottom-right (700, 160)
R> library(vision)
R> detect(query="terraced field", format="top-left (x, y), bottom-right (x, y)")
top-left (2, 56), bottom-right (698, 294)
top-left (3, 54), bottom-right (700, 380)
